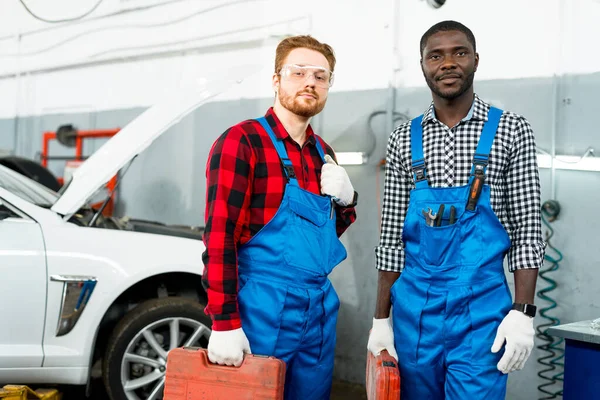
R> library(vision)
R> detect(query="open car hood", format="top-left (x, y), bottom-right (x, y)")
top-left (50, 67), bottom-right (254, 218)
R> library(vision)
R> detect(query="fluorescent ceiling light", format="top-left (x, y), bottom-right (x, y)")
top-left (537, 154), bottom-right (600, 172)
top-left (335, 152), bottom-right (367, 165)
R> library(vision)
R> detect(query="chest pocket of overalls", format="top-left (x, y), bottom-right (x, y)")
top-left (419, 204), bottom-right (479, 267)
top-left (421, 222), bottom-right (459, 266)
top-left (284, 198), bottom-right (329, 274)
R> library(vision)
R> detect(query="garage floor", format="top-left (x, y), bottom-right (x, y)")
top-left (56, 378), bottom-right (368, 399)
top-left (331, 380), bottom-right (368, 400)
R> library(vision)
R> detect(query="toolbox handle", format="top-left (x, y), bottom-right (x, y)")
top-left (181, 347), bottom-right (272, 369)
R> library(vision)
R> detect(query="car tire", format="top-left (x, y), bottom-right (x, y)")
top-left (103, 297), bottom-right (212, 400)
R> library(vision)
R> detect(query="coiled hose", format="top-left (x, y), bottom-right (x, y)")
top-left (536, 200), bottom-right (564, 399)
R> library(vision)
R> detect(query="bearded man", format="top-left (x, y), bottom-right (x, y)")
top-left (201, 35), bottom-right (358, 400)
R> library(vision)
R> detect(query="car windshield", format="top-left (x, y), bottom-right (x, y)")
top-left (0, 164), bottom-right (59, 207)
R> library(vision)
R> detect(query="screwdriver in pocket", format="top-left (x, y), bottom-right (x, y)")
top-left (434, 204), bottom-right (445, 227)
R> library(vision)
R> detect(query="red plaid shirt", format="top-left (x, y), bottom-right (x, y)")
top-left (202, 108), bottom-right (357, 331)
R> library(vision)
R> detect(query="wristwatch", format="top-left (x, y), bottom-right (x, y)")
top-left (512, 303), bottom-right (537, 318)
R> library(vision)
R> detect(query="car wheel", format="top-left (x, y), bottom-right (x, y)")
top-left (103, 297), bottom-right (212, 400)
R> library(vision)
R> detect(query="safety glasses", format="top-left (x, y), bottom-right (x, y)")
top-left (278, 64), bottom-right (334, 88)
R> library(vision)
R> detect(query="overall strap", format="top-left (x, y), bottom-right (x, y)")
top-left (410, 115), bottom-right (428, 189)
top-left (465, 106), bottom-right (503, 211)
top-left (469, 106), bottom-right (503, 178)
top-left (314, 136), bottom-right (327, 163)
top-left (256, 117), bottom-right (298, 182)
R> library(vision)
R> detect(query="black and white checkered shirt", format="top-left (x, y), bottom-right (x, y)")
top-left (375, 94), bottom-right (546, 273)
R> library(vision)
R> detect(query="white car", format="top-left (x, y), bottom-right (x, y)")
top-left (0, 74), bottom-right (247, 400)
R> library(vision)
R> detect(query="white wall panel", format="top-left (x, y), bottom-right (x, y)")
top-left (1, 0), bottom-right (599, 119)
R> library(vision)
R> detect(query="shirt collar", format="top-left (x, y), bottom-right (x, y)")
top-left (265, 107), bottom-right (316, 145)
top-left (422, 93), bottom-right (489, 126)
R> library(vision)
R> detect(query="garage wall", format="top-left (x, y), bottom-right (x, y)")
top-left (3, 0), bottom-right (600, 119)
top-left (1, 1), bottom-right (600, 400)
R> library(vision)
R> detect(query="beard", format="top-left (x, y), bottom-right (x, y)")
top-left (278, 88), bottom-right (326, 118)
top-left (425, 69), bottom-right (475, 100)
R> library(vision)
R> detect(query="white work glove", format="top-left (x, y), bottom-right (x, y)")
top-left (207, 327), bottom-right (252, 367)
top-left (321, 154), bottom-right (355, 206)
top-left (367, 317), bottom-right (398, 361)
top-left (491, 310), bottom-right (535, 374)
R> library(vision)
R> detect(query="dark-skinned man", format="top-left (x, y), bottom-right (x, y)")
top-left (367, 20), bottom-right (545, 399)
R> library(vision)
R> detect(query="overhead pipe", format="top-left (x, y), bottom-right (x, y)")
top-left (549, 0), bottom-right (567, 200)
top-left (386, 0), bottom-right (402, 140)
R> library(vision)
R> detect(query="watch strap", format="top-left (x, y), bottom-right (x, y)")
top-left (512, 302), bottom-right (536, 318)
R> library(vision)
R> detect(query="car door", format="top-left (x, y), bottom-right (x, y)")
top-left (0, 197), bottom-right (47, 368)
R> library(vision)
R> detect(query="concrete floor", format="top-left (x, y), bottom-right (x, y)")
top-left (55, 378), bottom-right (368, 399)
top-left (331, 380), bottom-right (368, 400)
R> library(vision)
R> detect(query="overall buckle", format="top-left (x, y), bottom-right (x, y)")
top-left (412, 159), bottom-right (427, 182)
top-left (472, 153), bottom-right (489, 175)
top-left (283, 162), bottom-right (296, 179)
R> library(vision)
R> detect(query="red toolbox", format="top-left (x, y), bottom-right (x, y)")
top-left (365, 350), bottom-right (401, 400)
top-left (164, 347), bottom-right (286, 399)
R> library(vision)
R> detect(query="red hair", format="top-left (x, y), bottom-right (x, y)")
top-left (274, 35), bottom-right (336, 73)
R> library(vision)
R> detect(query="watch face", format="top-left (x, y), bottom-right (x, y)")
top-left (523, 304), bottom-right (536, 317)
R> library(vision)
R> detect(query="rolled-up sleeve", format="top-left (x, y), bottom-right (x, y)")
top-left (505, 116), bottom-right (546, 271)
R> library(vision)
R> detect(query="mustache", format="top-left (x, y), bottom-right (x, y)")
top-left (437, 73), bottom-right (461, 81)
top-left (297, 90), bottom-right (319, 99)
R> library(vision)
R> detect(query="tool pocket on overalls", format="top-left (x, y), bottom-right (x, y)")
top-left (284, 198), bottom-right (329, 274)
top-left (390, 275), bottom-right (427, 364)
top-left (466, 279), bottom-right (512, 366)
top-left (420, 219), bottom-right (461, 266)
top-left (237, 278), bottom-right (287, 357)
top-left (318, 282), bottom-right (341, 364)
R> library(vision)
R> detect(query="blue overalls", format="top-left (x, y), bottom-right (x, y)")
top-left (236, 117), bottom-right (347, 400)
top-left (391, 107), bottom-right (513, 399)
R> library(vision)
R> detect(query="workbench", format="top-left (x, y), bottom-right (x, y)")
top-left (547, 320), bottom-right (600, 399)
